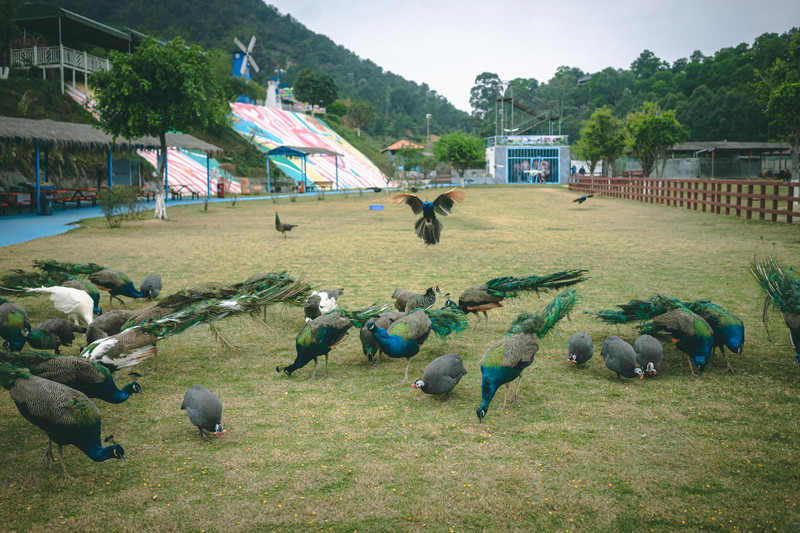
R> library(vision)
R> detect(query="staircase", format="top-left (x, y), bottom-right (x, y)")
top-left (497, 86), bottom-right (557, 135)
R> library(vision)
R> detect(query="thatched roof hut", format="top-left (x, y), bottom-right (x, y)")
top-left (0, 116), bottom-right (222, 155)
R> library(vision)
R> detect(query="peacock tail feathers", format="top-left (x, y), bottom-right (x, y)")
top-left (594, 295), bottom-right (681, 324)
top-left (484, 269), bottom-right (588, 299)
top-left (752, 256), bottom-right (800, 317)
top-left (515, 290), bottom-right (580, 337)
top-left (33, 259), bottom-right (106, 276)
top-left (340, 302), bottom-right (392, 329)
top-left (0, 360), bottom-right (32, 389)
top-left (423, 306), bottom-right (470, 339)
top-left (1, 347), bottom-right (58, 368)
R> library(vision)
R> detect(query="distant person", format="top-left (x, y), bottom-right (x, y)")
top-left (571, 165), bottom-right (577, 176)
top-left (579, 166), bottom-right (586, 176)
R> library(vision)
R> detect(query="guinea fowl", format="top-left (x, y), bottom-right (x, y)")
top-left (477, 290), bottom-right (578, 422)
top-left (412, 353), bottom-right (467, 398)
top-left (304, 288), bottom-right (344, 322)
top-left (458, 269), bottom-right (588, 332)
top-left (567, 331), bottom-right (594, 365)
top-left (88, 269), bottom-right (145, 309)
top-left (86, 310), bottom-right (141, 345)
top-left (139, 274), bottom-right (162, 300)
top-left (2, 349), bottom-right (143, 404)
top-left (279, 304), bottom-right (388, 378)
top-left (391, 285), bottom-right (439, 312)
top-left (392, 188), bottom-right (466, 245)
top-left (27, 319), bottom-right (86, 354)
top-left (0, 364), bottom-right (125, 479)
top-left (634, 334), bottom-right (663, 376)
top-left (0, 300), bottom-right (31, 351)
top-left (181, 384), bottom-right (225, 441)
top-left (23, 286), bottom-right (94, 327)
top-left (275, 212), bottom-right (297, 238)
top-left (752, 256), bottom-right (800, 363)
top-left (601, 336), bottom-right (643, 379)
top-left (360, 310), bottom-right (406, 364)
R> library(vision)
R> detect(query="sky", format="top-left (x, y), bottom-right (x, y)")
top-left (262, 0), bottom-right (799, 112)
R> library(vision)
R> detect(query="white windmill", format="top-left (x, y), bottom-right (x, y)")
top-left (232, 36), bottom-right (260, 80)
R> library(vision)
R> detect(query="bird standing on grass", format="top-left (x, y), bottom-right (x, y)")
top-left (139, 274), bottom-right (162, 300)
top-left (476, 290), bottom-right (578, 422)
top-left (181, 384), bottom-right (225, 441)
top-left (88, 269), bottom-right (145, 309)
top-left (360, 310), bottom-right (406, 364)
top-left (86, 310), bottom-right (141, 345)
top-left (24, 286), bottom-right (94, 327)
top-left (304, 289), bottom-right (344, 322)
top-left (392, 188), bottom-right (465, 245)
top-left (567, 331), bottom-right (594, 365)
top-left (275, 212), bottom-right (297, 238)
top-left (601, 336), bottom-right (643, 379)
top-left (751, 256), bottom-right (800, 363)
top-left (412, 353), bottom-right (467, 398)
top-left (27, 319), bottom-right (85, 355)
top-left (0, 300), bottom-right (30, 351)
top-left (366, 309), bottom-right (432, 383)
top-left (392, 285), bottom-right (440, 312)
top-left (458, 270), bottom-right (588, 332)
top-left (634, 334), bottom-right (663, 376)
top-left (0, 362), bottom-right (125, 479)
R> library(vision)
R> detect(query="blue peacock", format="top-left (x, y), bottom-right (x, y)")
top-left (752, 256), bottom-right (800, 363)
top-left (476, 289), bottom-right (579, 422)
top-left (0, 298), bottom-right (31, 351)
top-left (392, 188), bottom-right (466, 245)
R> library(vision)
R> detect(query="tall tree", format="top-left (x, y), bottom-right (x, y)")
top-left (469, 72), bottom-right (503, 121)
top-left (433, 131), bottom-right (485, 178)
top-left (579, 106), bottom-right (626, 178)
top-left (347, 100), bottom-right (376, 137)
top-left (0, 0), bottom-right (16, 67)
top-left (755, 31), bottom-right (800, 184)
top-left (91, 37), bottom-right (229, 219)
top-left (626, 102), bottom-right (689, 178)
top-left (293, 68), bottom-right (339, 108)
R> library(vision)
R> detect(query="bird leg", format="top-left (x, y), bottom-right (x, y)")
top-left (318, 354), bottom-right (330, 378)
top-left (510, 373), bottom-right (524, 405)
top-left (113, 294), bottom-right (127, 308)
top-left (481, 311), bottom-right (490, 333)
top-left (401, 359), bottom-right (412, 384)
top-left (198, 428), bottom-right (213, 443)
top-left (56, 444), bottom-right (71, 480)
top-left (471, 314), bottom-right (481, 331)
top-left (310, 358), bottom-right (319, 379)
top-left (686, 354), bottom-right (697, 376)
top-left (724, 353), bottom-right (736, 374)
top-left (210, 324), bottom-right (242, 351)
top-left (41, 438), bottom-right (54, 468)
top-left (501, 383), bottom-right (511, 410)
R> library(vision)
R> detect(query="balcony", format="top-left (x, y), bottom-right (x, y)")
top-left (10, 45), bottom-right (110, 93)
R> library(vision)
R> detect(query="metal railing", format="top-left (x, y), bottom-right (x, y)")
top-left (10, 45), bottom-right (111, 73)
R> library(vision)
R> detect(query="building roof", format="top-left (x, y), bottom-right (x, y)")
top-left (672, 141), bottom-right (792, 155)
top-left (381, 139), bottom-right (424, 153)
top-left (0, 116), bottom-right (223, 154)
top-left (267, 145), bottom-right (341, 158)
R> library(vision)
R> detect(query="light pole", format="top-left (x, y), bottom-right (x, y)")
top-left (426, 113), bottom-right (431, 153)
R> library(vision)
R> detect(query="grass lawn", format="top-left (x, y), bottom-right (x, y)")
top-left (0, 185), bottom-right (798, 532)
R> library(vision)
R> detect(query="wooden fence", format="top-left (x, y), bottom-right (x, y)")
top-left (569, 176), bottom-right (799, 224)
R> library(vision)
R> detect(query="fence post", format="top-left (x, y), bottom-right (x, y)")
top-left (759, 183), bottom-right (766, 221)
top-left (772, 183), bottom-right (779, 223)
top-left (747, 184), bottom-right (753, 219)
top-left (736, 183), bottom-right (742, 218)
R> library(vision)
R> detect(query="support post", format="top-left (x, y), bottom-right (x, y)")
top-left (35, 143), bottom-right (41, 214)
top-left (108, 148), bottom-right (113, 187)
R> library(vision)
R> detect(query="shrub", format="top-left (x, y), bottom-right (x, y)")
top-left (98, 186), bottom-right (142, 227)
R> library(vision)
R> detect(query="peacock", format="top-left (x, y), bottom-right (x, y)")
top-left (751, 256), bottom-right (800, 363)
top-left (22, 286), bottom-right (95, 326)
top-left (1, 349), bottom-right (142, 404)
top-left (458, 269), bottom-right (588, 331)
top-left (594, 295), bottom-right (721, 373)
top-left (573, 194), bottom-right (594, 204)
top-left (392, 285), bottom-right (440, 312)
top-left (27, 319), bottom-right (86, 355)
top-left (476, 289), bottom-right (579, 422)
top-left (0, 361), bottom-right (126, 479)
top-left (683, 300), bottom-right (744, 372)
top-left (32, 259), bottom-right (105, 276)
top-left (275, 212), bottom-right (297, 238)
top-left (304, 288), bottom-right (344, 322)
top-left (279, 303), bottom-right (389, 378)
top-left (360, 310), bottom-right (406, 364)
top-left (88, 269), bottom-right (145, 308)
top-left (392, 188), bottom-right (466, 245)
top-left (0, 299), bottom-right (31, 351)
top-left (83, 275), bottom-right (311, 372)
top-left (1, 268), bottom-right (103, 316)
top-left (365, 309), bottom-right (432, 383)
top-left (86, 310), bottom-right (141, 345)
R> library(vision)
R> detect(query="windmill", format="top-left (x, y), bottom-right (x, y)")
top-left (232, 36), bottom-right (260, 80)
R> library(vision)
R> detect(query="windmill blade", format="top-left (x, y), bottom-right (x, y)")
top-left (234, 37), bottom-right (247, 52)
top-left (248, 55), bottom-right (260, 73)
top-left (246, 36), bottom-right (256, 55)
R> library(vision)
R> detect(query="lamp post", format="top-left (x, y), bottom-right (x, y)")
top-left (426, 113), bottom-right (431, 153)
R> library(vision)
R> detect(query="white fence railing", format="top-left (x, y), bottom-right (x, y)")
top-left (10, 45), bottom-right (111, 73)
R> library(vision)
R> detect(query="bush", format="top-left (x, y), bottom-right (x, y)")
top-left (97, 186), bottom-right (142, 227)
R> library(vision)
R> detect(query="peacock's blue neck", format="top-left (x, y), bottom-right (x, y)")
top-left (478, 365), bottom-right (520, 414)
top-left (373, 328), bottom-right (418, 358)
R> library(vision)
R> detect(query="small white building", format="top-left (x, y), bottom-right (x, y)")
top-left (486, 135), bottom-right (571, 184)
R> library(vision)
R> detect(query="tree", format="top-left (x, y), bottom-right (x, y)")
top-left (293, 68), bottom-right (338, 108)
top-left (91, 37), bottom-right (228, 219)
top-left (755, 31), bottom-right (800, 184)
top-left (626, 102), bottom-right (689, 178)
top-left (0, 0), bottom-right (16, 66)
top-left (433, 131), bottom-right (485, 177)
top-left (469, 72), bottom-right (502, 121)
top-left (579, 106), bottom-right (626, 178)
top-left (346, 100), bottom-right (376, 136)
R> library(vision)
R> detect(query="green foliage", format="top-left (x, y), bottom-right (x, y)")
top-left (433, 131), bottom-right (485, 176)
top-left (469, 72), bottom-right (502, 120)
top-left (626, 102), bottom-right (689, 178)
top-left (293, 68), bottom-right (338, 107)
top-left (579, 106), bottom-right (626, 177)
top-left (97, 186), bottom-right (142, 227)
top-left (347, 100), bottom-right (377, 136)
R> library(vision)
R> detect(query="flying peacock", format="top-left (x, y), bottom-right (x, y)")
top-left (458, 269), bottom-right (588, 331)
top-left (392, 188), bottom-right (466, 245)
top-left (752, 256), bottom-right (800, 363)
top-left (476, 289), bottom-right (579, 422)
top-left (0, 361), bottom-right (126, 479)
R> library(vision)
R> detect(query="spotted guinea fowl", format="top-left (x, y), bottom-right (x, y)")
top-left (88, 269), bottom-right (145, 309)
top-left (392, 285), bottom-right (441, 311)
top-left (751, 256), bottom-right (800, 363)
top-left (1, 349), bottom-right (143, 404)
top-left (181, 384), bottom-right (225, 441)
top-left (0, 362), bottom-right (125, 479)
top-left (476, 289), bottom-right (578, 422)
top-left (459, 269), bottom-right (588, 332)
top-left (27, 319), bottom-right (86, 355)
top-left (84, 276), bottom-right (311, 372)
top-left (86, 310), bottom-right (141, 345)
top-left (275, 212), bottom-right (297, 238)
top-left (279, 303), bottom-right (388, 378)
top-left (0, 300), bottom-right (31, 351)
top-left (601, 336), bottom-right (643, 379)
top-left (567, 331), bottom-right (594, 365)
top-left (304, 289), bottom-right (344, 322)
top-left (139, 274), bottom-right (162, 300)
top-left (392, 188), bottom-right (465, 245)
top-left (634, 334), bottom-right (663, 376)
top-left (412, 353), bottom-right (467, 398)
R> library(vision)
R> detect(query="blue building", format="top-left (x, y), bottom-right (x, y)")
top-left (486, 135), bottom-right (571, 185)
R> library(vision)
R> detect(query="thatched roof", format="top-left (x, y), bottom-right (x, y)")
top-left (0, 116), bottom-right (222, 154)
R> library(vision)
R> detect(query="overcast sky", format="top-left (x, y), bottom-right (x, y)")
top-left (263, 0), bottom-right (799, 112)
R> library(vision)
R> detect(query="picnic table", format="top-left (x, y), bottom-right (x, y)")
top-left (169, 184), bottom-right (200, 200)
top-left (51, 188), bottom-right (97, 209)
top-left (0, 191), bottom-right (33, 216)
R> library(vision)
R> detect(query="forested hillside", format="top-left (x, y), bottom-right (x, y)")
top-left (24, 0), bottom-right (470, 142)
